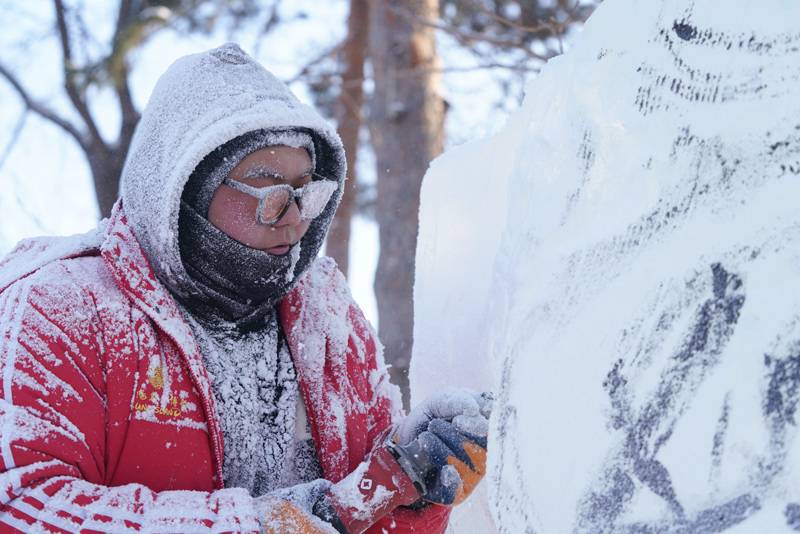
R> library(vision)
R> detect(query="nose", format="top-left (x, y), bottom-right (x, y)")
top-left (272, 198), bottom-right (302, 228)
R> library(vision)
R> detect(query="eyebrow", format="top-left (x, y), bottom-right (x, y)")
top-left (243, 166), bottom-right (314, 180)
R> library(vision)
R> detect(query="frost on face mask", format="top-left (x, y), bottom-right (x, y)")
top-left (412, 0), bottom-right (800, 532)
top-left (185, 311), bottom-right (323, 496)
top-left (286, 241), bottom-right (302, 284)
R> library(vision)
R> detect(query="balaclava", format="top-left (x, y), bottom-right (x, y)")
top-left (177, 129), bottom-right (327, 330)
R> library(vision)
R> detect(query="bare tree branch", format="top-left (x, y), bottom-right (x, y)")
top-left (12, 174), bottom-right (51, 234)
top-left (253, 1), bottom-right (283, 57)
top-left (290, 57), bottom-right (541, 94)
top-left (53, 0), bottom-right (102, 144)
top-left (0, 62), bottom-right (86, 148)
top-left (110, 0), bottom-right (141, 146)
top-left (0, 111), bottom-right (28, 171)
top-left (472, 1), bottom-right (575, 35)
top-left (391, 4), bottom-right (553, 61)
top-left (284, 39), bottom-right (347, 86)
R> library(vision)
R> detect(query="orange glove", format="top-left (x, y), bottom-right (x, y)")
top-left (263, 499), bottom-right (331, 533)
top-left (389, 417), bottom-right (487, 506)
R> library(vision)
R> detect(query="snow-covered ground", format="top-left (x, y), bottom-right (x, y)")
top-left (412, 0), bottom-right (800, 532)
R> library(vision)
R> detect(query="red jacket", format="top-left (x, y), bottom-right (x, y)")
top-left (0, 205), bottom-right (448, 533)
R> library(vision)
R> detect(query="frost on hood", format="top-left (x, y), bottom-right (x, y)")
top-left (413, 0), bottom-right (800, 532)
top-left (119, 42), bottom-right (346, 301)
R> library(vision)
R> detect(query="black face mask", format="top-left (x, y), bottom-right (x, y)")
top-left (176, 201), bottom-right (306, 330)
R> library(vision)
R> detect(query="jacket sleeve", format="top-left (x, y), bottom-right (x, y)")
top-left (0, 271), bottom-right (332, 533)
top-left (348, 303), bottom-right (451, 534)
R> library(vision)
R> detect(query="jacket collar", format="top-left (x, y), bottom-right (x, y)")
top-left (0, 222), bottom-right (106, 294)
top-left (100, 201), bottom-right (227, 487)
top-left (101, 202), bottom-right (200, 361)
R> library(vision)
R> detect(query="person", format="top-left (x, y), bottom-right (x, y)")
top-left (0, 43), bottom-right (489, 533)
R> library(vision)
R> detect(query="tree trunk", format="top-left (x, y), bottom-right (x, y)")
top-left (368, 0), bottom-right (445, 410)
top-left (86, 143), bottom-right (125, 218)
top-left (326, 0), bottom-right (370, 277)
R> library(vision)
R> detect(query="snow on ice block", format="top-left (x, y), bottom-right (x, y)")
top-left (413, 0), bottom-right (800, 532)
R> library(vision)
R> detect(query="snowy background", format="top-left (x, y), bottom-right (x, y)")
top-left (413, 0), bottom-right (800, 532)
top-left (0, 1), bottom-right (520, 327)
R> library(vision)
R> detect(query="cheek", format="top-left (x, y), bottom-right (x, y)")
top-left (293, 220), bottom-right (313, 241)
top-left (207, 188), bottom-right (259, 242)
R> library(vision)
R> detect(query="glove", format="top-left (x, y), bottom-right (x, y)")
top-left (311, 429), bottom-right (422, 534)
top-left (259, 479), bottom-right (334, 533)
top-left (311, 391), bottom-right (493, 533)
top-left (389, 414), bottom-right (489, 506)
top-left (390, 390), bottom-right (492, 506)
top-left (395, 388), bottom-right (492, 446)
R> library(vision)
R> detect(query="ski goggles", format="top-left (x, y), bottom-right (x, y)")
top-left (223, 175), bottom-right (338, 226)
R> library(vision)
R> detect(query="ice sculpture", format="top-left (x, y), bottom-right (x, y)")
top-left (413, 0), bottom-right (800, 531)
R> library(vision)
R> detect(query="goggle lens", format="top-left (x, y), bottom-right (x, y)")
top-left (297, 181), bottom-right (338, 220)
top-left (260, 187), bottom-right (293, 224)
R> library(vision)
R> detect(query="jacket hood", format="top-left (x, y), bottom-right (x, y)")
top-left (120, 43), bottom-right (346, 304)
